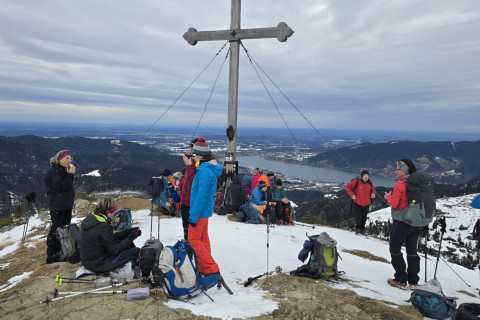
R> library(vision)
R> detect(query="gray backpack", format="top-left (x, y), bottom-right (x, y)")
top-left (56, 224), bottom-right (81, 263)
top-left (395, 172), bottom-right (436, 227)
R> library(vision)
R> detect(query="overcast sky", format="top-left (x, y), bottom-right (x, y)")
top-left (0, 0), bottom-right (479, 134)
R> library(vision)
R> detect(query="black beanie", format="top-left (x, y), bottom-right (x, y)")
top-left (361, 170), bottom-right (369, 177)
top-left (276, 179), bottom-right (283, 186)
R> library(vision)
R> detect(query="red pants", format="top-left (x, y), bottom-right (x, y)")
top-left (188, 217), bottom-right (219, 274)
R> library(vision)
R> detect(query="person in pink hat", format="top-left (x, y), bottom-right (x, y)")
top-left (43, 150), bottom-right (76, 263)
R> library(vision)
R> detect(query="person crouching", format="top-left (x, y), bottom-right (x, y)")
top-left (80, 198), bottom-right (141, 274)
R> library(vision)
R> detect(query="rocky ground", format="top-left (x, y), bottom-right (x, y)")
top-left (0, 197), bottom-right (424, 320)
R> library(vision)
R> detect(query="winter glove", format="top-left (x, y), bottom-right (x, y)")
top-left (189, 221), bottom-right (197, 228)
top-left (128, 228), bottom-right (141, 241)
top-left (124, 228), bottom-right (135, 236)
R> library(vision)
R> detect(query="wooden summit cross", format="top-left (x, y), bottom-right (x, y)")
top-left (183, 0), bottom-right (293, 176)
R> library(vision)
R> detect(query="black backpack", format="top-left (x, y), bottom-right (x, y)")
top-left (397, 172), bottom-right (436, 227)
top-left (454, 303), bottom-right (480, 320)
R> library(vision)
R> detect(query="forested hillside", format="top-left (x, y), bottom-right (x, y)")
top-left (305, 140), bottom-right (480, 184)
top-left (0, 135), bottom-right (182, 217)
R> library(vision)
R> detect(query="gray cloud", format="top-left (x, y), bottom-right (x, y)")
top-left (0, 0), bottom-right (479, 133)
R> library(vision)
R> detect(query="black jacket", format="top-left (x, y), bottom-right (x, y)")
top-left (224, 175), bottom-right (248, 211)
top-left (80, 212), bottom-right (133, 270)
top-left (44, 163), bottom-right (75, 211)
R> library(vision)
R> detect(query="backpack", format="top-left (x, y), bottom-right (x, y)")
top-left (350, 176), bottom-right (373, 192)
top-left (397, 172), bottom-right (436, 227)
top-left (56, 224), bottom-right (81, 264)
top-left (454, 303), bottom-right (480, 320)
top-left (472, 219), bottom-right (480, 239)
top-left (213, 191), bottom-right (225, 213)
top-left (408, 278), bottom-right (457, 319)
top-left (158, 240), bottom-right (217, 299)
top-left (139, 238), bottom-right (164, 278)
top-left (113, 208), bottom-right (132, 231)
top-left (291, 232), bottom-right (339, 281)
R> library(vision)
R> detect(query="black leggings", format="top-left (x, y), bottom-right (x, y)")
top-left (181, 204), bottom-right (190, 240)
top-left (46, 209), bottom-right (72, 259)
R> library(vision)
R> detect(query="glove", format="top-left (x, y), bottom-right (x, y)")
top-left (128, 228), bottom-right (141, 241)
top-left (189, 221), bottom-right (197, 228)
top-left (124, 228), bottom-right (135, 236)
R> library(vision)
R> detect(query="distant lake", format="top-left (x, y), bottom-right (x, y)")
top-left (236, 156), bottom-right (395, 187)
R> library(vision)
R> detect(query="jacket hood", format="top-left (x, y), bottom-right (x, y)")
top-left (198, 161), bottom-right (223, 177)
top-left (81, 212), bottom-right (108, 232)
top-left (231, 175), bottom-right (241, 184)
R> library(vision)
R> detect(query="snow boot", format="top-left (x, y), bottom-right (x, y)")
top-left (387, 278), bottom-right (407, 290)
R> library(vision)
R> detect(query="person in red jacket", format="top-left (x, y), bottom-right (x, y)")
top-left (177, 138), bottom-right (198, 240)
top-left (345, 170), bottom-right (376, 235)
top-left (384, 158), bottom-right (420, 290)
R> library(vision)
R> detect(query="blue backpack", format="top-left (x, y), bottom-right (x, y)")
top-left (409, 279), bottom-right (457, 319)
top-left (113, 208), bottom-right (132, 231)
top-left (158, 240), bottom-right (217, 300)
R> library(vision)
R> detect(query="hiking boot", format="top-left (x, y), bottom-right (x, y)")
top-left (409, 284), bottom-right (416, 290)
top-left (46, 254), bottom-right (59, 264)
top-left (355, 229), bottom-right (361, 235)
top-left (387, 278), bottom-right (408, 290)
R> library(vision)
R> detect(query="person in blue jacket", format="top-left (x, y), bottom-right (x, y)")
top-left (249, 180), bottom-right (270, 223)
top-left (188, 137), bottom-right (223, 276)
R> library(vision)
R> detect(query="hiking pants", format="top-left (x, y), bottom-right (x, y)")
top-left (274, 202), bottom-right (291, 223)
top-left (188, 217), bottom-right (219, 274)
top-left (181, 204), bottom-right (190, 240)
top-left (46, 209), bottom-right (72, 262)
top-left (389, 220), bottom-right (421, 285)
top-left (91, 247), bottom-right (141, 274)
top-left (250, 203), bottom-right (266, 224)
top-left (353, 203), bottom-right (369, 232)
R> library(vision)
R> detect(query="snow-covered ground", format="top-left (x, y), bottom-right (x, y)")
top-left (1, 194), bottom-right (479, 319)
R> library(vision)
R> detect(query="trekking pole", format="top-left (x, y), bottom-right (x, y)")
top-left (266, 186), bottom-right (272, 278)
top-left (150, 178), bottom-right (155, 239)
top-left (436, 256), bottom-right (470, 287)
top-left (433, 217), bottom-right (447, 279)
top-left (41, 276), bottom-right (152, 305)
top-left (424, 226), bottom-right (428, 282)
top-left (244, 266), bottom-right (282, 287)
top-left (21, 192), bottom-right (36, 244)
top-left (52, 288), bottom-right (156, 296)
top-left (292, 221), bottom-right (316, 229)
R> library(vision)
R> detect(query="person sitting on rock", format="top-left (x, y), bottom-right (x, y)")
top-left (80, 197), bottom-right (141, 274)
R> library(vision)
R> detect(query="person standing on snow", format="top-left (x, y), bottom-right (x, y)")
top-left (43, 150), bottom-right (75, 264)
top-left (177, 138), bottom-right (198, 240)
top-left (345, 170), bottom-right (376, 235)
top-left (384, 159), bottom-right (420, 290)
top-left (188, 138), bottom-right (223, 276)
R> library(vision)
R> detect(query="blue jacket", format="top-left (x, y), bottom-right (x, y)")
top-left (250, 186), bottom-right (267, 206)
top-left (189, 161), bottom-right (223, 224)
